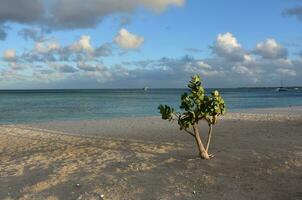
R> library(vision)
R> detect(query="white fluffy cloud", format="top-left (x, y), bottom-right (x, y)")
top-left (196, 61), bottom-right (212, 69)
top-left (254, 38), bottom-right (288, 59)
top-left (215, 32), bottom-right (241, 52)
top-left (3, 49), bottom-right (16, 61)
top-left (185, 60), bottom-right (223, 77)
top-left (231, 65), bottom-right (263, 83)
top-left (77, 62), bottom-right (106, 72)
top-left (70, 35), bottom-right (93, 53)
top-left (232, 65), bottom-right (254, 76)
top-left (114, 29), bottom-right (144, 49)
top-left (10, 34), bottom-right (113, 64)
top-left (35, 42), bottom-right (60, 53)
top-left (212, 32), bottom-right (247, 61)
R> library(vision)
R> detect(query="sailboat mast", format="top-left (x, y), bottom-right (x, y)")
top-left (281, 80), bottom-right (283, 88)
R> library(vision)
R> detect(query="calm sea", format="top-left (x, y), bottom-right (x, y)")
top-left (0, 88), bottom-right (302, 123)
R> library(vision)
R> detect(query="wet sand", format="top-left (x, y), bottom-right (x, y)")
top-left (0, 107), bottom-right (301, 200)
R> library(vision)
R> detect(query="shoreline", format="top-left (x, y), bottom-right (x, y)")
top-left (1, 105), bottom-right (301, 126)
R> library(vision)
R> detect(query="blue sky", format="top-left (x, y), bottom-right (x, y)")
top-left (0, 0), bottom-right (301, 89)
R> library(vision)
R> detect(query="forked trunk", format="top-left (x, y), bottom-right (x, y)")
top-left (206, 124), bottom-right (213, 152)
top-left (192, 124), bottom-right (210, 159)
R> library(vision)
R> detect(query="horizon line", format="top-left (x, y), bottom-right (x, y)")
top-left (0, 86), bottom-right (301, 91)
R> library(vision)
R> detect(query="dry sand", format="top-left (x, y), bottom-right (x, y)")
top-left (0, 107), bottom-right (301, 200)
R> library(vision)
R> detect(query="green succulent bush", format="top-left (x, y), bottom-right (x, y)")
top-left (158, 75), bottom-right (226, 159)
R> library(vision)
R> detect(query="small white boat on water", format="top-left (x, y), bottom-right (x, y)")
top-left (275, 87), bottom-right (288, 92)
top-left (275, 80), bottom-right (288, 92)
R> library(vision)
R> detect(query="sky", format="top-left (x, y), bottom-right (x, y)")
top-left (0, 0), bottom-right (301, 89)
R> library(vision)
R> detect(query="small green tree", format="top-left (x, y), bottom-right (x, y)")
top-left (158, 75), bottom-right (226, 159)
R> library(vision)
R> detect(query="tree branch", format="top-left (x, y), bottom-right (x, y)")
top-left (198, 116), bottom-right (205, 121)
top-left (184, 129), bottom-right (195, 137)
top-left (165, 113), bottom-right (180, 122)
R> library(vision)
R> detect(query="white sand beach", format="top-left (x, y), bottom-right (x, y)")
top-left (0, 107), bottom-right (302, 200)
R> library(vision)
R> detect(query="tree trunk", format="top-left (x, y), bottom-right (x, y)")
top-left (206, 124), bottom-right (213, 152)
top-left (192, 124), bottom-right (210, 159)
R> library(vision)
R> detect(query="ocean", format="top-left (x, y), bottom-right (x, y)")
top-left (0, 88), bottom-right (302, 124)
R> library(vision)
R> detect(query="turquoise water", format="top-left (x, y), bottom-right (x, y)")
top-left (0, 88), bottom-right (302, 123)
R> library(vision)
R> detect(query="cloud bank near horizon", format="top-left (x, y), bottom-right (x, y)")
top-left (1, 31), bottom-right (301, 89)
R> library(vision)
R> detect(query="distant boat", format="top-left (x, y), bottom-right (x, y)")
top-left (275, 87), bottom-right (288, 92)
top-left (275, 80), bottom-right (288, 92)
top-left (143, 87), bottom-right (148, 92)
top-left (294, 88), bottom-right (299, 90)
